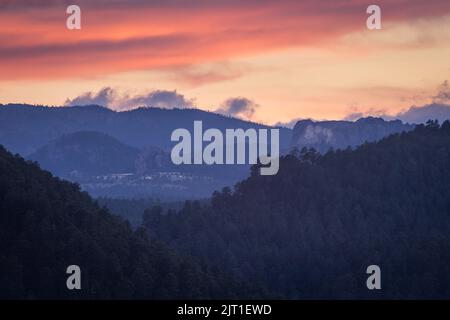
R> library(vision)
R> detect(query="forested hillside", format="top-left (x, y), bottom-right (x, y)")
top-left (0, 146), bottom-right (259, 299)
top-left (2, 120), bottom-right (450, 299)
top-left (28, 131), bottom-right (140, 176)
top-left (144, 121), bottom-right (450, 298)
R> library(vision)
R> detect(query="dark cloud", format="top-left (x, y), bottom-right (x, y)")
top-left (65, 87), bottom-right (195, 110)
top-left (387, 103), bottom-right (450, 124)
top-left (64, 87), bottom-right (115, 107)
top-left (215, 97), bottom-right (259, 120)
top-left (126, 90), bottom-right (195, 110)
top-left (0, 34), bottom-right (189, 61)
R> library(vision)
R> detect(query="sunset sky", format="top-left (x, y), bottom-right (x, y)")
top-left (1, 0), bottom-right (450, 125)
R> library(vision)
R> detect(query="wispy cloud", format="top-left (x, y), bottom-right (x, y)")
top-left (1, 0), bottom-right (449, 79)
top-left (166, 62), bottom-right (250, 87)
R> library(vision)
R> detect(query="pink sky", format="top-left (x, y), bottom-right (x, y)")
top-left (1, 0), bottom-right (450, 124)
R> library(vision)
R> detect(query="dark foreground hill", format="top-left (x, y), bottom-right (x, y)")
top-left (0, 146), bottom-right (259, 299)
top-left (144, 121), bottom-right (450, 299)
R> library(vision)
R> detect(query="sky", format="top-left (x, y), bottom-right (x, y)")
top-left (1, 0), bottom-right (450, 125)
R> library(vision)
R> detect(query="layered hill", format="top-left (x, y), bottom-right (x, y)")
top-left (0, 144), bottom-right (259, 299)
top-left (0, 104), bottom-right (419, 200)
top-left (26, 130), bottom-right (249, 199)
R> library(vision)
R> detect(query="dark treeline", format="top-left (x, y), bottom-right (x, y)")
top-left (97, 197), bottom-right (192, 228)
top-left (0, 146), bottom-right (261, 299)
top-left (144, 121), bottom-right (450, 298)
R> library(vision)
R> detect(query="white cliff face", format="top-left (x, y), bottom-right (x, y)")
top-left (291, 117), bottom-right (414, 153)
top-left (303, 125), bottom-right (334, 144)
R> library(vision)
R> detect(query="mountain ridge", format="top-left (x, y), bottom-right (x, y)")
top-left (0, 104), bottom-right (291, 155)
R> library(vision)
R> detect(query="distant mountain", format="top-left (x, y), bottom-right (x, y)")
top-left (290, 117), bottom-right (414, 153)
top-left (145, 121), bottom-right (450, 298)
top-left (0, 144), bottom-right (259, 299)
top-left (27, 130), bottom-right (250, 199)
top-left (28, 131), bottom-right (140, 177)
top-left (0, 104), bottom-right (416, 200)
top-left (0, 104), bottom-right (292, 156)
top-left (0, 104), bottom-right (292, 199)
